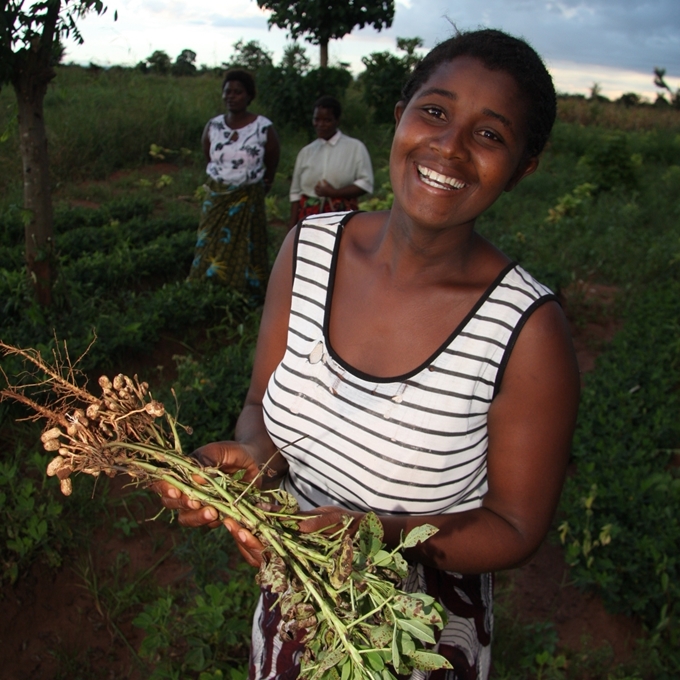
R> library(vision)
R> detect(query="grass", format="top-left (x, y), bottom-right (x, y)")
top-left (557, 96), bottom-right (680, 132)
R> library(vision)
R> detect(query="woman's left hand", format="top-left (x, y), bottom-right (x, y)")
top-left (224, 518), bottom-right (266, 568)
top-left (314, 179), bottom-right (337, 198)
top-left (224, 506), bottom-right (362, 568)
top-left (297, 505), bottom-right (362, 535)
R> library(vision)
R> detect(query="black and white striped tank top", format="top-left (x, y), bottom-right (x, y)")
top-left (262, 212), bottom-right (556, 515)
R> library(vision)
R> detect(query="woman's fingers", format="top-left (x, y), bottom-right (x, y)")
top-left (297, 506), bottom-right (361, 535)
top-left (178, 505), bottom-right (220, 528)
top-left (224, 518), bottom-right (264, 568)
top-left (150, 479), bottom-right (220, 526)
top-left (191, 441), bottom-right (260, 481)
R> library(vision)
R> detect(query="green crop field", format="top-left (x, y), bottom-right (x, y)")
top-left (1, 64), bottom-right (679, 679)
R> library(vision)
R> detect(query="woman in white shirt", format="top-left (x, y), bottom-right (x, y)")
top-left (189, 69), bottom-right (280, 301)
top-left (288, 96), bottom-right (373, 230)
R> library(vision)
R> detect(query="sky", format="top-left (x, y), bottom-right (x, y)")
top-left (62, 0), bottom-right (680, 101)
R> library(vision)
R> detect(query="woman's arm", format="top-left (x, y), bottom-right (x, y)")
top-left (263, 124), bottom-right (281, 194)
top-left (313, 140), bottom-right (373, 200)
top-left (201, 120), bottom-right (212, 163)
top-left (372, 300), bottom-right (580, 573)
top-left (154, 227), bottom-right (297, 525)
top-left (314, 180), bottom-right (367, 200)
top-left (288, 201), bottom-right (300, 231)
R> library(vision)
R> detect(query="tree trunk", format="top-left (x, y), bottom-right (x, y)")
top-left (15, 75), bottom-right (54, 306)
top-left (319, 40), bottom-right (329, 68)
top-left (11, 7), bottom-right (60, 307)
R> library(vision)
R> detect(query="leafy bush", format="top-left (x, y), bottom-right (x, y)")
top-left (578, 132), bottom-right (639, 193)
top-left (0, 423), bottom-right (108, 585)
top-left (258, 65), bottom-right (353, 131)
top-left (558, 280), bottom-right (680, 674)
top-left (134, 572), bottom-right (257, 679)
top-left (54, 196), bottom-right (155, 234)
top-left (359, 38), bottom-right (422, 124)
top-left (167, 305), bottom-right (260, 448)
top-left (0, 447), bottom-right (65, 583)
top-left (135, 528), bottom-right (258, 679)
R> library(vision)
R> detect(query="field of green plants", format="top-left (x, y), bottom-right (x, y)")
top-left (1, 64), bottom-right (679, 679)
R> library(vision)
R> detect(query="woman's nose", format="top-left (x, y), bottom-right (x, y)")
top-left (431, 124), bottom-right (470, 161)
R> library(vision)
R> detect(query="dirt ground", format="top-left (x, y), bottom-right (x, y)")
top-left (0, 280), bottom-right (641, 679)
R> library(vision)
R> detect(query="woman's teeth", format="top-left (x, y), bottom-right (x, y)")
top-left (417, 165), bottom-right (466, 190)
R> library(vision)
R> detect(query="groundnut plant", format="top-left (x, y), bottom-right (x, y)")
top-left (0, 341), bottom-right (451, 680)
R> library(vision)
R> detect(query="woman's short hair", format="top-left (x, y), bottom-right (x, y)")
top-left (222, 69), bottom-right (257, 101)
top-left (313, 95), bottom-right (342, 120)
top-left (401, 28), bottom-right (556, 158)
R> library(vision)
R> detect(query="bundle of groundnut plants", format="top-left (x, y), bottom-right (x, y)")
top-left (0, 340), bottom-right (451, 680)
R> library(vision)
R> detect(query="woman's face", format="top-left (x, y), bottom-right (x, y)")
top-left (390, 56), bottom-right (538, 231)
top-left (313, 107), bottom-right (339, 140)
top-left (222, 79), bottom-right (251, 114)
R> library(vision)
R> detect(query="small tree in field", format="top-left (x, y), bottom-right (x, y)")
top-left (172, 49), bottom-right (197, 76)
top-left (0, 0), bottom-right (110, 306)
top-left (222, 39), bottom-right (273, 73)
top-left (360, 36), bottom-right (422, 124)
top-left (146, 49), bottom-right (172, 74)
top-left (255, 0), bottom-right (394, 68)
top-left (653, 67), bottom-right (680, 109)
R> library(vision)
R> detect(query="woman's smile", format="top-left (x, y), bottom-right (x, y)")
top-left (389, 55), bottom-right (537, 231)
top-left (416, 163), bottom-right (467, 190)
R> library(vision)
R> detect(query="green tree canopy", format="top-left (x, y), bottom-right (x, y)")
top-left (257, 43), bottom-right (352, 129)
top-left (147, 49), bottom-right (172, 74)
top-left (256, 0), bottom-right (395, 67)
top-left (172, 49), bottom-right (197, 76)
top-left (222, 39), bottom-right (273, 72)
top-left (359, 36), bottom-right (422, 124)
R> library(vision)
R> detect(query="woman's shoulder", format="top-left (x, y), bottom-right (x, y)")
top-left (255, 114), bottom-right (273, 128)
top-left (207, 114), bottom-right (226, 128)
top-left (337, 132), bottom-right (369, 150)
top-left (499, 263), bottom-right (555, 301)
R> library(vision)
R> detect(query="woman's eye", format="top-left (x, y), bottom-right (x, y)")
top-left (480, 129), bottom-right (502, 142)
top-left (423, 106), bottom-right (445, 119)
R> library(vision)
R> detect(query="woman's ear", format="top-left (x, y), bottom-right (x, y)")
top-left (504, 156), bottom-right (539, 192)
top-left (394, 101), bottom-right (406, 127)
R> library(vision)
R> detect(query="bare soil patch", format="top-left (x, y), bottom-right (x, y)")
top-left (0, 478), bottom-right (189, 680)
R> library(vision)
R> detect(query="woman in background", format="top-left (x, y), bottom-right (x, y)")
top-left (189, 69), bottom-right (280, 302)
top-left (288, 95), bottom-right (373, 230)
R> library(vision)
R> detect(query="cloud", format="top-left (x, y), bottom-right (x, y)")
top-left (63, 0), bottom-right (679, 97)
top-left (383, 0), bottom-right (679, 80)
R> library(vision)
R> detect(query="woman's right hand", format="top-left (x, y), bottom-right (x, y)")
top-left (152, 441), bottom-right (261, 528)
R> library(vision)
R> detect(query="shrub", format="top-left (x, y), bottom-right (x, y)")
top-left (558, 280), bottom-right (680, 673)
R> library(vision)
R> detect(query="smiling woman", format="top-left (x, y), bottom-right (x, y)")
top-left (389, 57), bottom-right (539, 233)
top-left (157, 28), bottom-right (580, 680)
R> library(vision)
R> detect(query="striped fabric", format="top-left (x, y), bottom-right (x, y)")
top-left (262, 211), bottom-right (555, 517)
top-left (255, 211), bottom-right (556, 680)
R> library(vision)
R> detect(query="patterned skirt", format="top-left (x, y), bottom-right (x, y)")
top-left (249, 565), bottom-right (493, 680)
top-left (296, 194), bottom-right (360, 221)
top-left (188, 179), bottom-right (269, 300)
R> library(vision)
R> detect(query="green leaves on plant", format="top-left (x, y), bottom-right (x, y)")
top-left (401, 523), bottom-right (439, 549)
